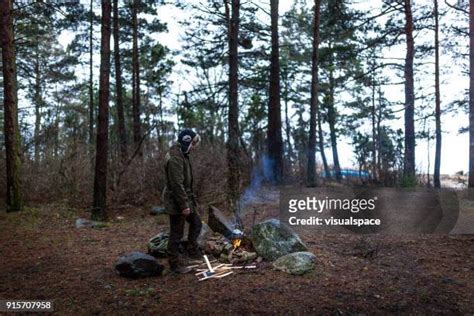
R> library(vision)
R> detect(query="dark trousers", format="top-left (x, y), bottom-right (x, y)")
top-left (168, 211), bottom-right (202, 266)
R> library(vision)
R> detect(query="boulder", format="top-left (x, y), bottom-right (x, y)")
top-left (251, 218), bottom-right (308, 261)
top-left (273, 251), bottom-right (316, 275)
top-left (115, 251), bottom-right (164, 278)
top-left (75, 218), bottom-right (106, 229)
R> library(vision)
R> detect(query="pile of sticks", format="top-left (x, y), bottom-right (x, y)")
top-left (189, 255), bottom-right (257, 281)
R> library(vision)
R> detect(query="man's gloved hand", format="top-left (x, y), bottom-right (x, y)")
top-left (181, 207), bottom-right (191, 217)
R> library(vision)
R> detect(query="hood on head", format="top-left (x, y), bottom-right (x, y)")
top-left (178, 129), bottom-right (200, 153)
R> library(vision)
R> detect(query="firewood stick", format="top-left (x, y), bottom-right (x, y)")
top-left (213, 264), bottom-right (225, 270)
top-left (196, 268), bottom-right (230, 276)
top-left (187, 259), bottom-right (217, 269)
top-left (196, 265), bottom-right (228, 275)
top-left (198, 271), bottom-right (233, 281)
top-left (219, 265), bottom-right (257, 270)
top-left (195, 271), bottom-right (207, 276)
top-left (213, 271), bottom-right (233, 279)
top-left (195, 270), bottom-right (208, 275)
top-left (203, 255), bottom-right (214, 273)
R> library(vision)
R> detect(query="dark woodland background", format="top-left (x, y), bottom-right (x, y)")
top-left (1, 0), bottom-right (474, 217)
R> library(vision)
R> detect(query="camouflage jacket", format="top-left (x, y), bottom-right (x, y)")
top-left (162, 143), bottom-right (195, 215)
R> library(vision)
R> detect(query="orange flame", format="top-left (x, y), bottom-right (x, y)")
top-left (232, 238), bottom-right (241, 249)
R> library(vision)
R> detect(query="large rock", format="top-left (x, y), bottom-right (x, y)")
top-left (251, 218), bottom-right (308, 261)
top-left (115, 251), bottom-right (164, 278)
top-left (273, 251), bottom-right (316, 275)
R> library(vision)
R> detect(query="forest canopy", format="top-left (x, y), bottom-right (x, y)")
top-left (1, 0), bottom-right (473, 215)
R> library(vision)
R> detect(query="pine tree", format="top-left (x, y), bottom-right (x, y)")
top-left (434, 0), bottom-right (442, 188)
top-left (92, 0), bottom-right (112, 220)
top-left (226, 0), bottom-right (241, 209)
top-left (113, 0), bottom-right (127, 163)
top-left (307, 0), bottom-right (321, 187)
top-left (131, 0), bottom-right (141, 150)
top-left (267, 0), bottom-right (283, 184)
top-left (469, 0), bottom-right (474, 188)
top-left (1, 0), bottom-right (22, 212)
top-left (403, 0), bottom-right (416, 182)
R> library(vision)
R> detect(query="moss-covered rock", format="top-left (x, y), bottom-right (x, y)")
top-left (273, 251), bottom-right (316, 275)
top-left (251, 218), bottom-right (308, 261)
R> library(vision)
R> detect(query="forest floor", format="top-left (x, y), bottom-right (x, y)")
top-left (1, 190), bottom-right (474, 315)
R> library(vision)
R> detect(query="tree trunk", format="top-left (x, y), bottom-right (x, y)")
top-left (54, 93), bottom-right (60, 157)
top-left (469, 0), bottom-right (474, 187)
top-left (89, 0), bottom-right (94, 145)
top-left (92, 0), bottom-right (112, 221)
top-left (34, 48), bottom-right (41, 162)
top-left (377, 87), bottom-right (383, 182)
top-left (226, 0), bottom-right (240, 209)
top-left (371, 70), bottom-right (377, 182)
top-left (307, 0), bottom-right (321, 187)
top-left (327, 66), bottom-right (342, 180)
top-left (267, 0), bottom-right (283, 184)
top-left (284, 85), bottom-right (293, 166)
top-left (113, 0), bottom-right (127, 163)
top-left (317, 107), bottom-right (330, 178)
top-left (427, 123), bottom-right (431, 187)
top-left (1, 0), bottom-right (22, 212)
top-left (403, 0), bottom-right (416, 180)
top-left (157, 88), bottom-right (164, 150)
top-left (434, 0), bottom-right (442, 188)
top-left (131, 0), bottom-right (141, 149)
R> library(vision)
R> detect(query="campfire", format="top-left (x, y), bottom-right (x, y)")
top-left (231, 228), bottom-right (243, 249)
top-left (205, 206), bottom-right (257, 264)
top-left (231, 237), bottom-right (241, 250)
top-left (186, 206), bottom-right (259, 281)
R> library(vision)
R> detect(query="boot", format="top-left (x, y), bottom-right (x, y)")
top-left (186, 240), bottom-right (203, 260)
top-left (169, 259), bottom-right (192, 274)
top-left (170, 265), bottom-right (192, 274)
top-left (187, 247), bottom-right (203, 260)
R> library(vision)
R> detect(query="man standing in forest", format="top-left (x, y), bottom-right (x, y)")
top-left (163, 129), bottom-right (202, 274)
